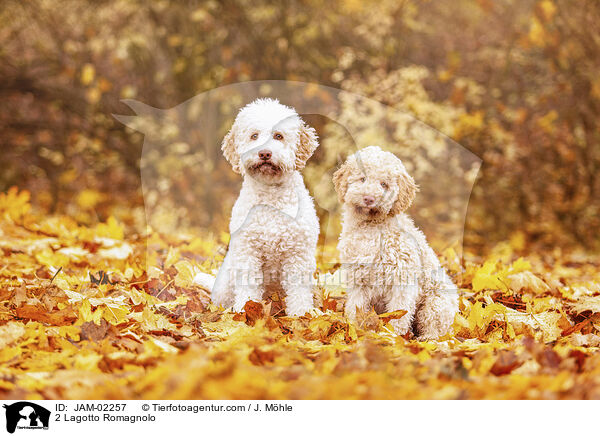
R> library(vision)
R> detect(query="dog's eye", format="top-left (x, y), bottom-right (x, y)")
top-left (381, 181), bottom-right (388, 189)
top-left (250, 133), bottom-right (259, 140)
top-left (273, 133), bottom-right (284, 141)
top-left (360, 177), bottom-right (366, 183)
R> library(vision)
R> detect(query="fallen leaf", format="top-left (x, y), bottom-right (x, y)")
top-left (80, 320), bottom-right (110, 342)
top-left (490, 350), bottom-right (522, 376)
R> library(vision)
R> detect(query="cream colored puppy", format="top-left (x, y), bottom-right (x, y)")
top-left (333, 146), bottom-right (458, 339)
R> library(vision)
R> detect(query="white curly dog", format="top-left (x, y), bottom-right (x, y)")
top-left (211, 98), bottom-right (320, 316)
top-left (333, 146), bottom-right (458, 339)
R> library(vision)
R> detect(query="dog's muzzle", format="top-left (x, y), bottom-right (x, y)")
top-left (354, 196), bottom-right (384, 217)
top-left (248, 160), bottom-right (283, 176)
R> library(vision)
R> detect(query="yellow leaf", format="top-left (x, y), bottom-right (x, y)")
top-left (508, 271), bottom-right (549, 294)
top-left (95, 216), bottom-right (125, 240)
top-left (0, 347), bottom-right (21, 363)
top-left (0, 380), bottom-right (15, 390)
top-left (529, 16), bottom-right (546, 47)
top-left (142, 337), bottom-right (179, 357)
top-left (466, 301), bottom-right (506, 332)
top-left (54, 272), bottom-right (83, 292)
top-left (508, 257), bottom-right (532, 274)
top-left (539, 0), bottom-right (556, 21)
top-left (86, 87), bottom-right (101, 104)
top-left (174, 260), bottom-right (196, 288)
top-left (80, 63), bottom-right (95, 85)
top-left (102, 304), bottom-right (129, 325)
top-left (58, 325), bottom-right (81, 341)
top-left (35, 249), bottom-right (71, 268)
top-left (571, 296), bottom-right (600, 314)
top-left (472, 260), bottom-right (504, 291)
top-left (0, 187), bottom-right (31, 221)
top-left (500, 309), bottom-right (562, 341)
top-left (0, 322), bottom-right (25, 348)
top-left (347, 324), bottom-right (358, 341)
top-left (130, 307), bottom-right (173, 331)
top-left (74, 351), bottom-right (102, 371)
top-left (509, 231), bottom-right (526, 251)
top-left (165, 247), bottom-right (180, 269)
top-left (537, 110), bottom-right (558, 133)
top-left (120, 85), bottom-right (136, 99)
top-left (76, 189), bottom-right (105, 209)
top-left (79, 299), bottom-right (94, 322)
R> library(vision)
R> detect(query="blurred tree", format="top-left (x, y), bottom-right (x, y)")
top-left (0, 0), bottom-right (598, 250)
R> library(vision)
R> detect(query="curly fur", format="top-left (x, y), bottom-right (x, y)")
top-left (211, 98), bottom-right (320, 316)
top-left (333, 146), bottom-right (458, 339)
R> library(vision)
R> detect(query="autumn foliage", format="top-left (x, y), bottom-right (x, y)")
top-left (1, 189), bottom-right (600, 400)
top-left (2, 0), bottom-right (600, 250)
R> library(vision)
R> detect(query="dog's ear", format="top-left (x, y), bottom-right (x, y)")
top-left (332, 160), bottom-right (352, 204)
top-left (295, 122), bottom-right (319, 170)
top-left (390, 170), bottom-right (418, 216)
top-left (222, 125), bottom-right (241, 174)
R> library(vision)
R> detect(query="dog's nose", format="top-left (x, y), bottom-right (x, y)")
top-left (363, 196), bottom-right (375, 206)
top-left (258, 150), bottom-right (272, 161)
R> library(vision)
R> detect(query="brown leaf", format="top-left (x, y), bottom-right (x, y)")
top-left (355, 307), bottom-right (382, 331)
top-left (264, 316), bottom-right (279, 331)
top-left (198, 311), bottom-right (221, 323)
top-left (568, 349), bottom-right (587, 372)
top-left (322, 296), bottom-right (337, 311)
top-left (379, 310), bottom-right (408, 323)
top-left (561, 318), bottom-right (591, 336)
top-left (11, 285), bottom-right (29, 307)
top-left (232, 312), bottom-right (247, 323)
top-left (248, 347), bottom-right (275, 366)
top-left (490, 350), bottom-right (522, 376)
top-left (242, 301), bottom-right (264, 326)
top-left (536, 348), bottom-right (561, 369)
top-left (334, 351), bottom-right (364, 374)
top-left (15, 304), bottom-right (76, 326)
top-left (80, 320), bottom-right (110, 342)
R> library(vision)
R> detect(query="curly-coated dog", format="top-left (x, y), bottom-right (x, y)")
top-left (211, 98), bottom-right (320, 316)
top-left (333, 146), bottom-right (458, 339)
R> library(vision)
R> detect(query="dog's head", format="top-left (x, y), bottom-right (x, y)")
top-left (333, 146), bottom-right (418, 222)
top-left (221, 98), bottom-right (318, 182)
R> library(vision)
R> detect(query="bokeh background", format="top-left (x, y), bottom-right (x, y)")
top-left (2, 0), bottom-right (599, 253)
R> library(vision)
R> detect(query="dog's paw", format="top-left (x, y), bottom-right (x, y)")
top-left (286, 303), bottom-right (314, 317)
top-left (307, 308), bottom-right (323, 317)
top-left (232, 299), bottom-right (250, 313)
top-left (390, 318), bottom-right (412, 336)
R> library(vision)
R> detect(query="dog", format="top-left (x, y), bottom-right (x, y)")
top-left (333, 146), bottom-right (458, 339)
top-left (211, 98), bottom-right (320, 316)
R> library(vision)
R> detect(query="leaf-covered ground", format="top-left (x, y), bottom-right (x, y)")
top-left (2, 188), bottom-right (600, 399)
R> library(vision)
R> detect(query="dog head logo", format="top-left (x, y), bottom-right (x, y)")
top-left (3, 402), bottom-right (50, 433)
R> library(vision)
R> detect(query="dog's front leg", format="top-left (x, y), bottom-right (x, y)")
top-left (384, 260), bottom-right (420, 335)
top-left (387, 283), bottom-right (419, 336)
top-left (281, 254), bottom-right (315, 316)
top-left (212, 251), bottom-right (236, 308)
top-left (343, 263), bottom-right (373, 322)
top-left (414, 273), bottom-right (459, 339)
top-left (231, 250), bottom-right (264, 313)
top-left (344, 287), bottom-right (370, 323)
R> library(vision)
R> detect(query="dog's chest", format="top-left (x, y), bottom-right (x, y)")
top-left (340, 228), bottom-right (421, 297)
top-left (340, 227), bottom-right (420, 268)
top-left (235, 203), bottom-right (312, 256)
